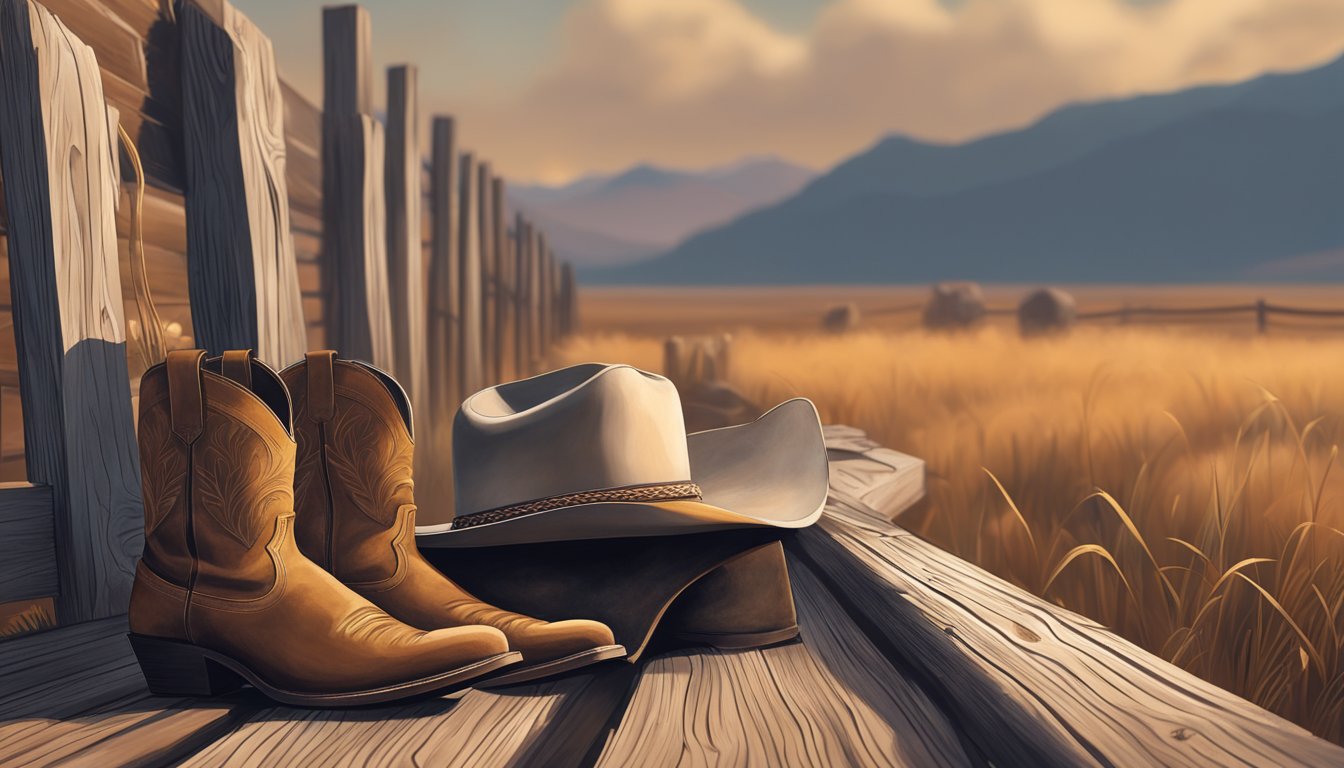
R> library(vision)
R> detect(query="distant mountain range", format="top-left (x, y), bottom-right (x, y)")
top-left (509, 158), bottom-right (816, 267)
top-left (590, 54), bottom-right (1344, 284)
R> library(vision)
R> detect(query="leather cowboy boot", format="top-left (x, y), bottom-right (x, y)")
top-left (127, 350), bottom-right (520, 706)
top-left (281, 351), bottom-right (625, 685)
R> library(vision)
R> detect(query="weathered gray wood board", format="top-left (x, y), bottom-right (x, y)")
top-left (180, 664), bottom-right (634, 767)
top-left (791, 428), bottom-right (1344, 768)
top-left (478, 160), bottom-right (495, 387)
top-left (0, 616), bottom-right (245, 768)
top-left (180, 0), bottom-right (306, 368)
top-left (513, 214), bottom-right (532, 377)
top-left (0, 483), bottom-right (56, 603)
top-left (598, 560), bottom-right (972, 767)
top-left (427, 116), bottom-right (459, 428)
top-left (538, 234), bottom-right (552, 354)
top-left (0, 0), bottom-right (143, 623)
top-left (384, 64), bottom-right (427, 425)
top-left (457, 152), bottom-right (483, 397)
top-left (560, 262), bottom-right (577, 336)
top-left (321, 5), bottom-right (393, 370)
top-left (491, 177), bottom-right (510, 382)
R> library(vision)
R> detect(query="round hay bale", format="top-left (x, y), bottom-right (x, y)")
top-left (922, 282), bottom-right (986, 330)
top-left (822, 303), bottom-right (861, 333)
top-left (1018, 288), bottom-right (1077, 335)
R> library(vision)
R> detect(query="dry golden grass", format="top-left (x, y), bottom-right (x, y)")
top-left (559, 324), bottom-right (1344, 742)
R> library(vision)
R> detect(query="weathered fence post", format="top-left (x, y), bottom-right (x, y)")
top-left (491, 176), bottom-right (510, 382)
top-left (664, 336), bottom-right (686, 387)
top-left (180, 0), bottom-right (307, 368)
top-left (0, 0), bottom-right (143, 622)
top-left (427, 116), bottom-right (459, 431)
top-left (458, 152), bottom-right (483, 397)
top-left (514, 215), bottom-right (532, 377)
top-left (384, 64), bottom-right (428, 427)
top-left (536, 232), bottom-right (551, 361)
top-left (530, 228), bottom-right (544, 370)
top-left (322, 5), bottom-right (394, 370)
top-left (1256, 299), bottom-right (1268, 334)
top-left (560, 262), bottom-right (577, 337)
top-left (477, 160), bottom-right (495, 387)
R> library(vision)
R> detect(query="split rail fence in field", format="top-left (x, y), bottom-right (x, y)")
top-left (0, 0), bottom-right (576, 636)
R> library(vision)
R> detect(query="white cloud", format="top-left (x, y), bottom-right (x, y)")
top-left (455, 0), bottom-right (1344, 182)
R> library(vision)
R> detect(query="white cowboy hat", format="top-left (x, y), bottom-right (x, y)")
top-left (416, 363), bottom-right (829, 548)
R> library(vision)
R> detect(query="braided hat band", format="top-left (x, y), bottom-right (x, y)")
top-left (450, 482), bottom-right (704, 530)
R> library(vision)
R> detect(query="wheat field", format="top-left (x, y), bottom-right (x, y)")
top-left (557, 291), bottom-right (1344, 743)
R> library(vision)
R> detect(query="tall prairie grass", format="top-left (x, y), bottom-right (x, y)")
top-left (559, 327), bottom-right (1344, 742)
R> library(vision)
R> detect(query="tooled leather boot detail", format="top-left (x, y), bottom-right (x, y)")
top-left (283, 352), bottom-right (622, 677)
top-left (126, 350), bottom-right (516, 705)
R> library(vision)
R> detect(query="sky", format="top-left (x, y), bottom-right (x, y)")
top-left (231, 0), bottom-right (1344, 184)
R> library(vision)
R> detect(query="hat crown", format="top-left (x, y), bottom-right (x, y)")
top-left (452, 364), bottom-right (691, 517)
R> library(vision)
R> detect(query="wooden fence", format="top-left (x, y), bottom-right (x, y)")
top-left (0, 0), bottom-right (575, 635)
top-left (856, 293), bottom-right (1344, 334)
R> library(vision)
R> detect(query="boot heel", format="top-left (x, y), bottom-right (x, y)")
top-left (128, 634), bottom-right (246, 697)
top-left (661, 541), bottom-right (800, 649)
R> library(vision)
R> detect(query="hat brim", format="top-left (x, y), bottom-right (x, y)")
top-left (416, 398), bottom-right (829, 548)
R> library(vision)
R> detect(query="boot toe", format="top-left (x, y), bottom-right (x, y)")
top-left (514, 619), bottom-right (616, 663)
top-left (418, 624), bottom-right (512, 668)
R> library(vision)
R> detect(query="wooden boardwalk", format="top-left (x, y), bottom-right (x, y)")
top-left (1, 426), bottom-right (1339, 767)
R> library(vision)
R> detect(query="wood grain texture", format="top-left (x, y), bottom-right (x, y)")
top-left (0, 0), bottom-right (144, 623)
top-left (180, 662), bottom-right (637, 768)
top-left (426, 116), bottom-right (459, 430)
top-left (559, 262), bottom-right (576, 337)
top-left (491, 176), bottom-right (510, 382)
top-left (597, 560), bottom-right (972, 767)
top-left (0, 616), bottom-right (245, 768)
top-left (324, 113), bottom-right (394, 369)
top-left (513, 215), bottom-right (532, 377)
top-left (457, 151), bottom-right (482, 397)
top-left (791, 429), bottom-right (1344, 768)
top-left (180, 0), bottom-right (306, 368)
top-left (0, 483), bottom-right (56, 603)
top-left (477, 160), bottom-right (495, 386)
top-left (538, 235), bottom-right (552, 354)
top-left (321, 5), bottom-right (393, 370)
top-left (384, 64), bottom-right (427, 431)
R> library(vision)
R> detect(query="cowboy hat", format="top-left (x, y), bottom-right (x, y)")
top-left (415, 363), bottom-right (829, 548)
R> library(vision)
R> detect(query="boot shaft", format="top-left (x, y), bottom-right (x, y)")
top-left (282, 351), bottom-right (416, 584)
top-left (138, 350), bottom-right (297, 600)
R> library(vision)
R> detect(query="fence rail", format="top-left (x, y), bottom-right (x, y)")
top-left (860, 293), bottom-right (1344, 334)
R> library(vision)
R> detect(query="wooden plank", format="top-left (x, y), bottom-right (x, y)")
top-left (321, 5), bottom-right (393, 370)
top-left (538, 233), bottom-right (552, 356)
top-left (426, 116), bottom-right (459, 431)
top-left (789, 428), bottom-right (1344, 768)
top-left (0, 483), bottom-right (56, 603)
top-left (384, 64), bottom-right (427, 422)
top-left (180, 662), bottom-right (637, 767)
top-left (528, 227), bottom-right (542, 371)
top-left (513, 215), bottom-right (531, 377)
top-left (0, 0), bottom-right (144, 623)
top-left (598, 559), bottom-right (972, 767)
top-left (180, 0), bottom-right (307, 368)
top-left (477, 160), bottom-right (495, 386)
top-left (0, 615), bottom-right (247, 767)
top-left (491, 176), bottom-right (510, 382)
top-left (559, 262), bottom-right (577, 337)
top-left (457, 151), bottom-right (482, 397)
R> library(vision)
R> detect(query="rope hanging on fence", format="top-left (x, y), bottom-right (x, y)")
top-left (116, 123), bottom-right (167, 372)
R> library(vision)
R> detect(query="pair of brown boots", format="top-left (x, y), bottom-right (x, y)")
top-left (127, 350), bottom-right (623, 706)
